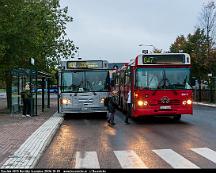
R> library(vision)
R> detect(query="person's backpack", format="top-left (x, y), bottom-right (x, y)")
top-left (107, 98), bottom-right (116, 113)
top-left (104, 97), bottom-right (110, 106)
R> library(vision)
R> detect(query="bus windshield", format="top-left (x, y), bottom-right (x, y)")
top-left (135, 68), bottom-right (192, 90)
top-left (61, 70), bottom-right (110, 92)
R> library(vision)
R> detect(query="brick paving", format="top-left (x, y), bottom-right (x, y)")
top-left (0, 98), bottom-right (58, 167)
top-left (1, 114), bottom-right (63, 168)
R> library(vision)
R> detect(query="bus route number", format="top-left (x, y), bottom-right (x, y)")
top-left (143, 57), bottom-right (154, 64)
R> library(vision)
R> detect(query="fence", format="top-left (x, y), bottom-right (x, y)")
top-left (193, 88), bottom-right (216, 103)
top-left (192, 77), bottom-right (216, 103)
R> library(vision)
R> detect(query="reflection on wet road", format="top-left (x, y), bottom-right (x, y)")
top-left (36, 105), bottom-right (216, 168)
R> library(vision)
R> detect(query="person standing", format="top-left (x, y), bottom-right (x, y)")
top-left (107, 96), bottom-right (116, 126)
top-left (21, 83), bottom-right (31, 117)
top-left (125, 90), bottom-right (131, 124)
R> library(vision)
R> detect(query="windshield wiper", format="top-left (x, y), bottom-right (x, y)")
top-left (153, 70), bottom-right (177, 95)
top-left (157, 70), bottom-right (171, 89)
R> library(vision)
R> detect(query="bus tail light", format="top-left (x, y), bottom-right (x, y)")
top-left (60, 98), bottom-right (71, 105)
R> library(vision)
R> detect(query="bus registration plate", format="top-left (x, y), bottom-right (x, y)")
top-left (160, 106), bottom-right (171, 110)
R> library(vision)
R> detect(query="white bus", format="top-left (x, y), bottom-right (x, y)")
top-left (58, 60), bottom-right (110, 114)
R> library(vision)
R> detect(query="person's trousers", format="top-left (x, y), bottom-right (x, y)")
top-left (108, 112), bottom-right (115, 123)
top-left (125, 103), bottom-right (131, 122)
top-left (23, 98), bottom-right (31, 115)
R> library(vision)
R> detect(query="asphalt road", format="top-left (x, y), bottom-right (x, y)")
top-left (36, 105), bottom-right (216, 169)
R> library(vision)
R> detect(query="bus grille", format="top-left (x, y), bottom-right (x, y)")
top-left (150, 99), bottom-right (181, 106)
top-left (158, 99), bottom-right (181, 105)
top-left (63, 107), bottom-right (107, 112)
top-left (78, 98), bottom-right (93, 103)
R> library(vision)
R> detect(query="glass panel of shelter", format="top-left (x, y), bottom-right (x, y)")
top-left (11, 75), bottom-right (19, 113)
top-left (11, 68), bottom-right (51, 116)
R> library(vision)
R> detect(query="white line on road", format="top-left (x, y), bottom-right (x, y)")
top-left (153, 149), bottom-right (199, 169)
top-left (191, 148), bottom-right (216, 164)
top-left (114, 150), bottom-right (147, 168)
top-left (75, 151), bottom-right (100, 168)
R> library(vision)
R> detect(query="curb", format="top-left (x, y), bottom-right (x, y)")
top-left (1, 112), bottom-right (64, 169)
top-left (193, 102), bottom-right (216, 108)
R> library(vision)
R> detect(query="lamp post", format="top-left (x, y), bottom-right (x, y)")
top-left (76, 47), bottom-right (80, 60)
top-left (138, 44), bottom-right (156, 53)
top-left (30, 57), bottom-right (36, 116)
top-left (208, 73), bottom-right (214, 103)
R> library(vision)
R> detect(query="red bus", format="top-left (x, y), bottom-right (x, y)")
top-left (112, 53), bottom-right (193, 121)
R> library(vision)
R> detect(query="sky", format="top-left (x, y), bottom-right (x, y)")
top-left (60, 0), bottom-right (210, 63)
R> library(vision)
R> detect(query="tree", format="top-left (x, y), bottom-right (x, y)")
top-left (170, 35), bottom-right (187, 53)
top-left (169, 29), bottom-right (208, 79)
top-left (169, 1), bottom-right (216, 81)
top-left (187, 29), bottom-right (209, 79)
top-left (153, 48), bottom-right (162, 53)
top-left (199, 1), bottom-right (216, 73)
top-left (0, 0), bottom-right (77, 109)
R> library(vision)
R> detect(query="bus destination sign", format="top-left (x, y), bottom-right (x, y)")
top-left (142, 54), bottom-right (186, 64)
top-left (67, 61), bottom-right (103, 69)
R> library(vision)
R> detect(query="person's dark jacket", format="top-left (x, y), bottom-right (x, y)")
top-left (107, 97), bottom-right (116, 113)
top-left (21, 90), bottom-right (31, 100)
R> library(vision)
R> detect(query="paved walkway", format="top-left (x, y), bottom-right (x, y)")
top-left (1, 112), bottom-right (63, 168)
top-left (0, 99), bottom-right (63, 169)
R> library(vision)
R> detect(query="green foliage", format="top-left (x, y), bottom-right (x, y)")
top-left (170, 1), bottom-right (216, 80)
top-left (153, 48), bottom-right (162, 53)
top-left (170, 35), bottom-right (188, 53)
top-left (0, 0), bottom-right (76, 77)
top-left (0, 0), bottom-right (77, 108)
top-left (169, 28), bottom-right (213, 79)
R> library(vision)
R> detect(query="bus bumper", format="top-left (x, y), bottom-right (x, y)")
top-left (132, 108), bottom-right (192, 117)
top-left (60, 107), bottom-right (108, 114)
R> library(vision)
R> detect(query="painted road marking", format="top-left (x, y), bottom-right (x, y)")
top-left (75, 151), bottom-right (100, 168)
top-left (114, 150), bottom-right (147, 168)
top-left (153, 149), bottom-right (199, 168)
top-left (191, 148), bottom-right (216, 164)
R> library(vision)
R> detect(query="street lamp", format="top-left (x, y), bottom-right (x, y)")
top-left (138, 44), bottom-right (156, 53)
top-left (75, 46), bottom-right (80, 59)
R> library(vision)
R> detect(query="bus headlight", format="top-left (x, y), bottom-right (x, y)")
top-left (182, 99), bottom-right (192, 105)
top-left (182, 101), bottom-right (187, 105)
top-left (187, 99), bottom-right (192, 105)
top-left (100, 98), bottom-right (105, 104)
top-left (137, 100), bottom-right (143, 106)
top-left (137, 100), bottom-right (148, 106)
top-left (61, 98), bottom-right (71, 105)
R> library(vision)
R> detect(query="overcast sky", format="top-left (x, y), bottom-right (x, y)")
top-left (60, 0), bottom-right (209, 63)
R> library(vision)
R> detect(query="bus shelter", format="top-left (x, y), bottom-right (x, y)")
top-left (10, 68), bottom-right (51, 116)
